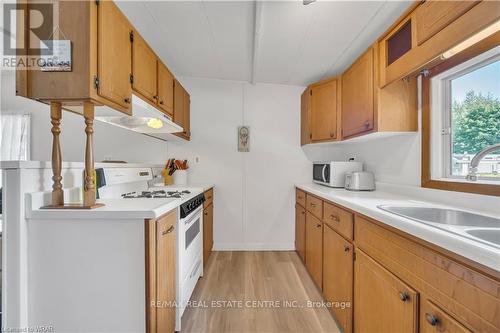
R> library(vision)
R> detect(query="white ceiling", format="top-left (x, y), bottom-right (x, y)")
top-left (116, 0), bottom-right (413, 86)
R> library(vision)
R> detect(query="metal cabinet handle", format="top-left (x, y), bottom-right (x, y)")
top-left (316, 223), bottom-right (322, 228)
top-left (310, 203), bottom-right (316, 207)
top-left (159, 100), bottom-right (164, 105)
top-left (425, 313), bottom-right (439, 326)
top-left (330, 131), bottom-right (335, 138)
top-left (153, 95), bottom-right (159, 100)
top-left (364, 121), bottom-right (370, 128)
top-left (301, 211), bottom-right (305, 215)
top-left (344, 245), bottom-right (350, 252)
top-left (204, 211), bottom-right (208, 216)
top-left (162, 225), bottom-right (174, 235)
top-left (330, 214), bottom-right (339, 222)
top-left (398, 292), bottom-right (409, 302)
top-left (124, 98), bottom-right (131, 104)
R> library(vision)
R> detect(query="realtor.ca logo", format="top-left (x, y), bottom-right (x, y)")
top-left (2, 2), bottom-right (70, 71)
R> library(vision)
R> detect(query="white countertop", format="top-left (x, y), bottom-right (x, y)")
top-left (0, 160), bottom-right (165, 170)
top-left (296, 183), bottom-right (500, 272)
top-left (26, 184), bottom-right (214, 220)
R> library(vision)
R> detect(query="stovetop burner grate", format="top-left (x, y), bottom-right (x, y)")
top-left (121, 189), bottom-right (191, 199)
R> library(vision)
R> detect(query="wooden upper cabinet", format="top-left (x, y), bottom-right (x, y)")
top-left (420, 299), bottom-right (472, 333)
top-left (415, 1), bottom-right (479, 46)
top-left (295, 204), bottom-right (306, 262)
top-left (173, 80), bottom-right (191, 140)
top-left (354, 250), bottom-right (418, 333)
top-left (323, 225), bottom-right (353, 333)
top-left (132, 32), bottom-right (157, 103)
top-left (173, 80), bottom-right (184, 128)
top-left (300, 88), bottom-right (311, 145)
top-left (184, 91), bottom-right (191, 139)
top-left (305, 212), bottom-right (323, 290)
top-left (342, 48), bottom-right (374, 139)
top-left (310, 79), bottom-right (339, 142)
top-left (157, 61), bottom-right (174, 116)
top-left (97, 1), bottom-right (132, 111)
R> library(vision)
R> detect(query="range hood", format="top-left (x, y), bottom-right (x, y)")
top-left (95, 95), bottom-right (183, 141)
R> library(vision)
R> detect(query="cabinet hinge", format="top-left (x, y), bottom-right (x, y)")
top-left (129, 31), bottom-right (134, 43)
top-left (129, 74), bottom-right (134, 84)
top-left (93, 76), bottom-right (100, 90)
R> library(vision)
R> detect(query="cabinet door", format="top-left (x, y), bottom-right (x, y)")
top-left (420, 299), bottom-right (472, 333)
top-left (203, 203), bottom-right (214, 266)
top-left (157, 61), bottom-right (174, 116)
top-left (97, 1), bottom-right (132, 111)
top-left (132, 32), bottom-right (157, 103)
top-left (300, 88), bottom-right (311, 145)
top-left (341, 48), bottom-right (374, 138)
top-left (173, 79), bottom-right (185, 131)
top-left (323, 225), bottom-right (353, 333)
top-left (311, 80), bottom-right (338, 141)
top-left (183, 91), bottom-right (191, 139)
top-left (354, 250), bottom-right (418, 333)
top-left (295, 204), bottom-right (306, 262)
top-left (155, 211), bottom-right (176, 333)
top-left (305, 212), bottom-right (323, 289)
top-left (415, 1), bottom-right (478, 46)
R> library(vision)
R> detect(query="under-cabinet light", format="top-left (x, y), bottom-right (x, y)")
top-left (147, 118), bottom-right (164, 129)
top-left (442, 20), bottom-right (500, 59)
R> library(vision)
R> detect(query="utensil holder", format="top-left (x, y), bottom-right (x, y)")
top-left (173, 170), bottom-right (188, 185)
top-left (164, 174), bottom-right (173, 185)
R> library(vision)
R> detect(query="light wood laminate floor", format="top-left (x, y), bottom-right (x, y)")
top-left (181, 251), bottom-right (341, 333)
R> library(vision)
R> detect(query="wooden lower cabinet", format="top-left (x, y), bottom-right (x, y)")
top-left (305, 211), bottom-right (323, 289)
top-left (295, 203), bottom-right (306, 262)
top-left (203, 202), bottom-right (214, 266)
top-left (322, 224), bottom-right (353, 333)
top-left (420, 299), bottom-right (472, 333)
top-left (296, 188), bottom-right (499, 333)
top-left (146, 210), bottom-right (176, 333)
top-left (354, 249), bottom-right (418, 333)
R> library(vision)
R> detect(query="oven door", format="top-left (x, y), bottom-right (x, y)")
top-left (313, 163), bottom-right (328, 184)
top-left (180, 207), bottom-right (203, 281)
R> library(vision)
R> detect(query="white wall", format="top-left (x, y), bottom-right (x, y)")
top-left (1, 71), bottom-right (168, 164)
top-left (167, 77), bottom-right (311, 250)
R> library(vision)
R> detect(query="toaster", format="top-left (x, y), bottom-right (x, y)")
top-left (345, 171), bottom-right (375, 191)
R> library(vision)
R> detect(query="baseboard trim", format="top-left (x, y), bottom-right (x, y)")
top-left (213, 243), bottom-right (295, 251)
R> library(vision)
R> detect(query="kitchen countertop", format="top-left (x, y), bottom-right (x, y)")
top-left (295, 183), bottom-right (500, 272)
top-left (26, 184), bottom-right (214, 220)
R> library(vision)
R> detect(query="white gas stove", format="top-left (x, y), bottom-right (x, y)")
top-left (95, 167), bottom-right (204, 331)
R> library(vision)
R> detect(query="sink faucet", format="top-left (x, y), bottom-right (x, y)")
top-left (466, 143), bottom-right (500, 181)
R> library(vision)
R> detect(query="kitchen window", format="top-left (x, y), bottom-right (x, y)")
top-left (422, 37), bottom-right (500, 196)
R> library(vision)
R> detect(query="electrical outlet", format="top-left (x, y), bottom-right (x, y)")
top-left (194, 156), bottom-right (200, 164)
top-left (104, 155), bottom-right (113, 161)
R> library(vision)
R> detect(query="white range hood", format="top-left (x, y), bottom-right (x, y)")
top-left (95, 94), bottom-right (183, 141)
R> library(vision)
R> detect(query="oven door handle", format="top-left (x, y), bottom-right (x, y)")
top-left (184, 206), bottom-right (203, 226)
top-left (322, 165), bottom-right (327, 183)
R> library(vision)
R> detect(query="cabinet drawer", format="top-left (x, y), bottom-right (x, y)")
top-left (296, 189), bottom-right (306, 207)
top-left (306, 194), bottom-right (323, 219)
top-left (203, 188), bottom-right (213, 209)
top-left (323, 202), bottom-right (354, 240)
top-left (420, 299), bottom-right (472, 333)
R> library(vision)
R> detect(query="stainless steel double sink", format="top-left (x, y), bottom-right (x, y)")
top-left (378, 205), bottom-right (500, 248)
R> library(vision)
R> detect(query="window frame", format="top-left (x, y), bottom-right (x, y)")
top-left (421, 32), bottom-right (500, 196)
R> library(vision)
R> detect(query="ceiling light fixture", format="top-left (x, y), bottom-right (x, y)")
top-left (303, 0), bottom-right (316, 5)
top-left (441, 20), bottom-right (500, 59)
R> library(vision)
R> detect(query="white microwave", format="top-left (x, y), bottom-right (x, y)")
top-left (313, 161), bottom-right (363, 188)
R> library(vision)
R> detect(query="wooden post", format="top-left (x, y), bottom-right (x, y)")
top-left (83, 101), bottom-right (96, 207)
top-left (50, 101), bottom-right (64, 206)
